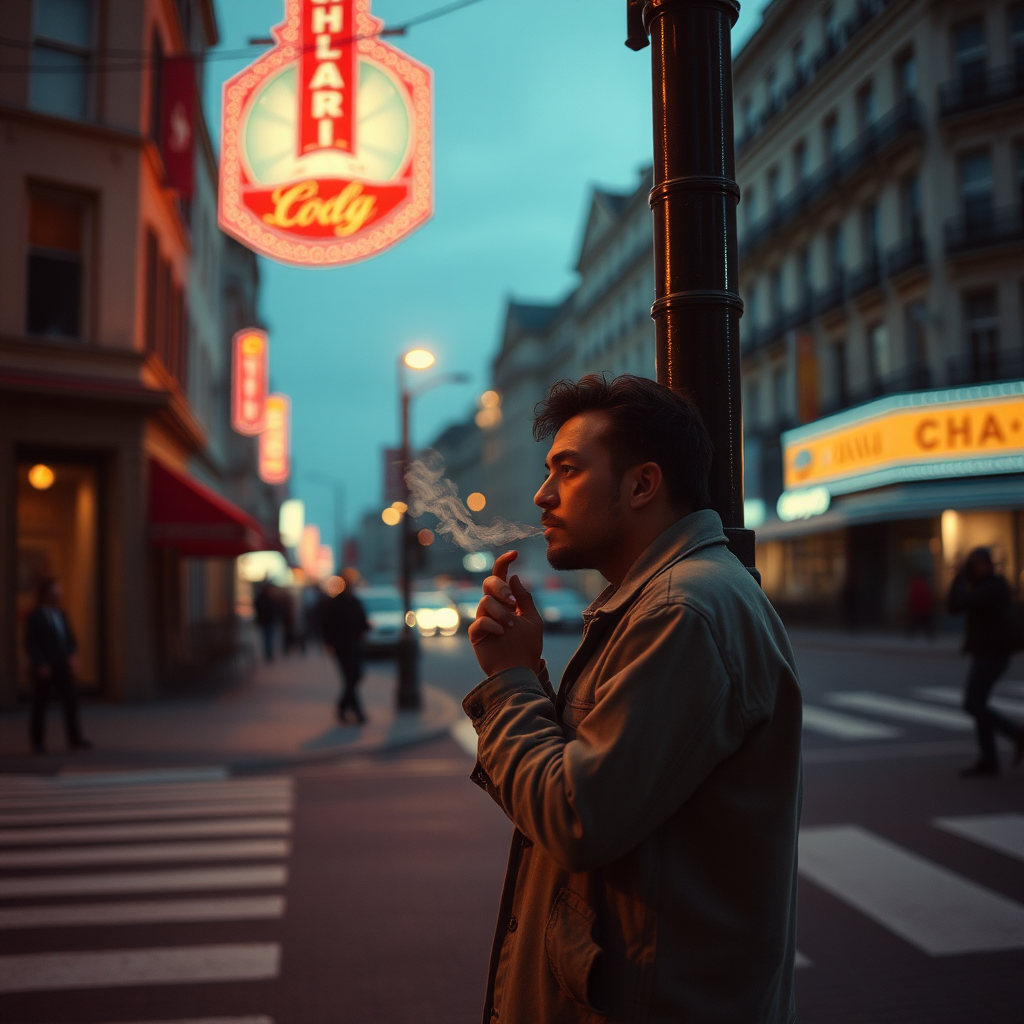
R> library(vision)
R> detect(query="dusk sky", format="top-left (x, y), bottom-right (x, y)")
top-left (205, 0), bottom-right (768, 550)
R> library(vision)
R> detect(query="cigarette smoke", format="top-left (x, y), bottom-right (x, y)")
top-left (405, 450), bottom-right (543, 551)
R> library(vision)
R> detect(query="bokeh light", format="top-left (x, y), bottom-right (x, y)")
top-left (403, 348), bottom-right (435, 370)
top-left (417, 528), bottom-right (434, 546)
top-left (28, 464), bottom-right (55, 490)
top-left (381, 507), bottom-right (402, 526)
top-left (467, 492), bottom-right (486, 512)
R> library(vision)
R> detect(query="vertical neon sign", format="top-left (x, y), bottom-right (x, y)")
top-left (259, 394), bottom-right (291, 484)
top-left (298, 0), bottom-right (357, 156)
top-left (231, 329), bottom-right (269, 435)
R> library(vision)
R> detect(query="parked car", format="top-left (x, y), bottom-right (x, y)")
top-left (411, 590), bottom-right (460, 637)
top-left (535, 588), bottom-right (587, 631)
top-left (358, 586), bottom-right (404, 655)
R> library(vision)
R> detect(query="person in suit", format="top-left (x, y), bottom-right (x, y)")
top-left (24, 578), bottom-right (92, 754)
top-left (321, 571), bottom-right (370, 724)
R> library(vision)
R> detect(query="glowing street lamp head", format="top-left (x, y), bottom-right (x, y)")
top-left (28, 464), bottom-right (55, 490)
top-left (403, 348), bottom-right (435, 370)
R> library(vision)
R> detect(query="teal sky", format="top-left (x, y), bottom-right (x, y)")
top-left (205, 0), bottom-right (768, 548)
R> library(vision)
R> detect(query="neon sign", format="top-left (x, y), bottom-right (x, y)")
top-left (218, 0), bottom-right (432, 267)
top-left (231, 329), bottom-right (269, 435)
top-left (259, 393), bottom-right (291, 484)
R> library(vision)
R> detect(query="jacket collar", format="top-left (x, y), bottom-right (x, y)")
top-left (584, 509), bottom-right (728, 621)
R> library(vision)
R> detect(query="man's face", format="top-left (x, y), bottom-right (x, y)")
top-left (45, 583), bottom-right (62, 606)
top-left (534, 411), bottom-right (625, 571)
top-left (968, 556), bottom-right (993, 583)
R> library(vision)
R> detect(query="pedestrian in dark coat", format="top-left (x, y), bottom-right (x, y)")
top-left (24, 578), bottom-right (91, 754)
top-left (253, 582), bottom-right (279, 663)
top-left (949, 547), bottom-right (1023, 776)
top-left (322, 575), bottom-right (370, 723)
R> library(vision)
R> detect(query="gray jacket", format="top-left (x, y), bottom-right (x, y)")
top-left (463, 510), bottom-right (803, 1024)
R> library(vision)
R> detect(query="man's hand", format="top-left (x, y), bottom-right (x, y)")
top-left (469, 551), bottom-right (544, 678)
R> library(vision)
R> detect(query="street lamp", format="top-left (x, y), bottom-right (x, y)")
top-left (396, 348), bottom-right (469, 710)
top-left (625, 0), bottom-right (757, 576)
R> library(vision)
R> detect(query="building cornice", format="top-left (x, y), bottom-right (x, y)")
top-left (0, 103), bottom-right (144, 148)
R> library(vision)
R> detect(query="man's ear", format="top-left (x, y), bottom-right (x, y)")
top-left (627, 462), bottom-right (663, 510)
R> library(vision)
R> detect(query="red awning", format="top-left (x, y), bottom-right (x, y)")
top-left (149, 458), bottom-right (265, 557)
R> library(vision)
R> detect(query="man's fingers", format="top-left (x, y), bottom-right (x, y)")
top-left (476, 595), bottom-right (517, 627)
top-left (468, 617), bottom-right (505, 642)
top-left (508, 575), bottom-right (541, 623)
top-left (483, 574), bottom-right (517, 608)
top-left (491, 550), bottom-right (518, 583)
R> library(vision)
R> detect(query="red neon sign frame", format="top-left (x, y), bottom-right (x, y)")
top-left (219, 0), bottom-right (432, 267)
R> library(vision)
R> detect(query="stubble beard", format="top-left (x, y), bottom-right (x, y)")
top-left (544, 492), bottom-right (623, 572)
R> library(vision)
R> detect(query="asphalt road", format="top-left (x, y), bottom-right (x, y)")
top-left (1, 629), bottom-right (1022, 1024)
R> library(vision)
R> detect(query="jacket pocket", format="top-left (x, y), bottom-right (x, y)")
top-left (545, 887), bottom-right (607, 1015)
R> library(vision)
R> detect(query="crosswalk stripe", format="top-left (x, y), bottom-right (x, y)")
top-left (450, 717), bottom-right (479, 757)
top-left (799, 824), bottom-right (1024, 954)
top-left (0, 838), bottom-right (289, 869)
top-left (802, 705), bottom-right (902, 740)
top-left (0, 942), bottom-right (281, 993)
top-left (934, 813), bottom-right (1024, 863)
top-left (915, 686), bottom-right (1024, 718)
top-left (80, 1019), bottom-right (274, 1024)
top-left (0, 800), bottom-right (292, 828)
top-left (0, 784), bottom-right (292, 812)
top-left (0, 768), bottom-right (231, 790)
top-left (827, 692), bottom-right (972, 731)
top-left (0, 864), bottom-right (287, 899)
top-left (0, 817), bottom-right (291, 844)
top-left (0, 895), bottom-right (286, 930)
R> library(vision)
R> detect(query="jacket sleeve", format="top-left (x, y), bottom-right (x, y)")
top-left (24, 611), bottom-right (45, 666)
top-left (463, 605), bottom-right (754, 873)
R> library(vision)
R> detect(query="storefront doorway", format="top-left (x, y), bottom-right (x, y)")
top-left (16, 459), bottom-right (100, 694)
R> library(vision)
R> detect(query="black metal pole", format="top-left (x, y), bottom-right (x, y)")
top-left (627, 0), bottom-right (756, 573)
top-left (396, 387), bottom-right (420, 710)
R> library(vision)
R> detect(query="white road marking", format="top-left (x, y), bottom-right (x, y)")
top-left (0, 800), bottom-right (292, 828)
top-left (799, 825), bottom-right (1024, 954)
top-left (827, 693), bottom-right (972, 731)
top-left (802, 705), bottom-right (902, 740)
top-left (0, 864), bottom-right (287, 899)
top-left (84, 1019), bottom-right (274, 1024)
top-left (0, 838), bottom-right (289, 869)
top-left (934, 813), bottom-right (1024, 863)
top-left (0, 817), bottom-right (291, 846)
top-left (794, 950), bottom-right (811, 968)
top-left (0, 942), bottom-right (281, 993)
top-left (0, 768), bottom-right (230, 790)
top-left (0, 896), bottom-right (285, 930)
top-left (0, 784), bottom-right (292, 812)
top-left (915, 686), bottom-right (1024, 718)
top-left (450, 716), bottom-right (479, 757)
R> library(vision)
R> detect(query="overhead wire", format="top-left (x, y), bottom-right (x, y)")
top-left (0, 0), bottom-right (487, 74)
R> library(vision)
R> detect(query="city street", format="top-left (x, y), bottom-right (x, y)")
top-left (1, 630), bottom-right (1022, 1023)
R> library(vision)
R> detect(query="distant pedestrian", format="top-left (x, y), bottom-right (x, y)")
top-left (24, 578), bottom-right (92, 754)
top-left (948, 548), bottom-right (1023, 777)
top-left (254, 581), bottom-right (279, 663)
top-left (322, 571), bottom-right (370, 724)
top-left (906, 571), bottom-right (935, 638)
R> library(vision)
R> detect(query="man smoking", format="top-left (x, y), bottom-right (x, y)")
top-left (464, 375), bottom-right (802, 1024)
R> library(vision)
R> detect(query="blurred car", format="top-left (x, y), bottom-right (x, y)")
top-left (535, 588), bottom-right (588, 631)
top-left (452, 584), bottom-right (482, 626)
top-left (411, 590), bottom-right (460, 637)
top-left (358, 586), bottom-right (404, 654)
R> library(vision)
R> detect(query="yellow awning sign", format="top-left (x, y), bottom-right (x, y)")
top-left (782, 382), bottom-right (1024, 495)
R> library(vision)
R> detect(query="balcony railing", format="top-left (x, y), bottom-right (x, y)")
top-left (947, 350), bottom-right (1024, 387)
top-left (945, 205), bottom-right (1024, 256)
top-left (885, 232), bottom-right (927, 278)
top-left (938, 64), bottom-right (1024, 118)
top-left (739, 99), bottom-right (924, 261)
top-left (813, 275), bottom-right (846, 318)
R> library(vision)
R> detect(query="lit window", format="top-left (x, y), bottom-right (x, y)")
top-left (29, 0), bottom-right (93, 121)
top-left (26, 193), bottom-right (84, 339)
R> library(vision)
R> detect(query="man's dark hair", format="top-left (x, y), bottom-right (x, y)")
top-left (533, 374), bottom-right (713, 511)
top-left (36, 577), bottom-right (58, 604)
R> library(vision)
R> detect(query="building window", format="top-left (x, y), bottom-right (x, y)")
top-left (792, 37), bottom-right (808, 84)
top-left (895, 49), bottom-right (917, 101)
top-left (29, 0), bottom-right (93, 120)
top-left (953, 19), bottom-right (986, 85)
top-left (744, 185), bottom-right (757, 230)
top-left (862, 202), bottom-right (881, 263)
top-left (773, 365), bottom-right (788, 424)
top-left (905, 303), bottom-right (928, 369)
top-left (901, 174), bottom-right (922, 238)
top-left (823, 112), bottom-right (840, 161)
top-left (868, 323), bottom-right (891, 382)
top-left (827, 223), bottom-right (844, 282)
top-left (822, 3), bottom-right (838, 50)
top-left (748, 286), bottom-right (761, 328)
top-left (793, 140), bottom-right (807, 184)
top-left (770, 267), bottom-right (784, 322)
top-left (746, 376), bottom-right (762, 428)
top-left (1015, 140), bottom-right (1024, 207)
top-left (1011, 5), bottom-right (1024, 71)
top-left (26, 192), bottom-right (85, 339)
top-left (797, 247), bottom-right (812, 304)
top-left (831, 339), bottom-right (848, 407)
top-left (742, 95), bottom-right (756, 136)
top-left (767, 165), bottom-right (780, 210)
top-left (964, 291), bottom-right (999, 380)
top-left (766, 67), bottom-right (780, 111)
top-left (856, 81), bottom-right (876, 132)
top-left (958, 150), bottom-right (993, 225)
top-left (144, 228), bottom-right (188, 384)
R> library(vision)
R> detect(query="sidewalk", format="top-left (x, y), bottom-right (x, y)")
top-left (786, 626), bottom-right (964, 656)
top-left (0, 653), bottom-right (463, 775)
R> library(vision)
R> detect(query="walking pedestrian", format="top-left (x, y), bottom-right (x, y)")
top-left (322, 570), bottom-right (370, 724)
top-left (949, 547), bottom-right (1023, 777)
top-left (253, 581), bottom-right (279, 663)
top-left (24, 578), bottom-right (92, 754)
top-left (464, 376), bottom-right (802, 1024)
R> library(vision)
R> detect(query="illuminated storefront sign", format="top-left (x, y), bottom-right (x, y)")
top-left (231, 329), bottom-right (269, 435)
top-left (259, 393), bottom-right (291, 484)
top-left (218, 0), bottom-right (432, 267)
top-left (783, 381), bottom-right (1024, 495)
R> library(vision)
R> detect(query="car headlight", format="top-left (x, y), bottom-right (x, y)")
top-left (543, 608), bottom-right (561, 622)
top-left (435, 608), bottom-right (459, 630)
top-left (415, 609), bottom-right (437, 631)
